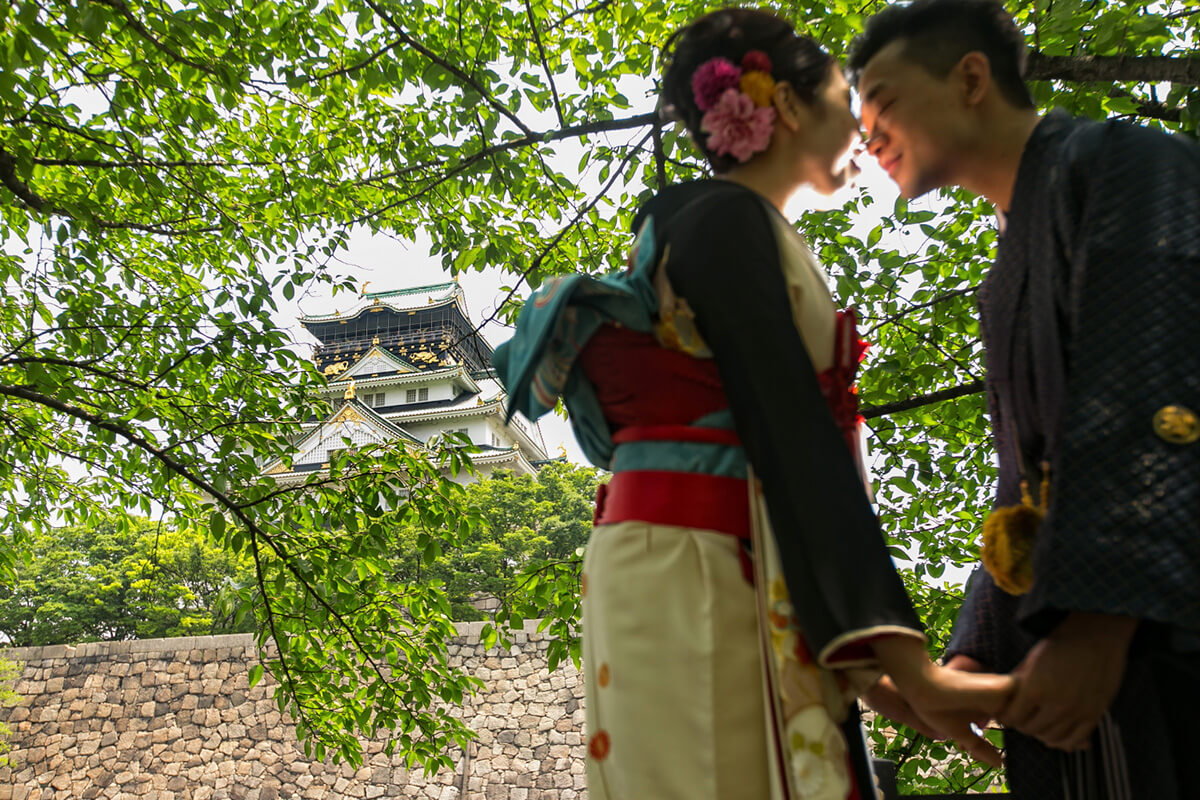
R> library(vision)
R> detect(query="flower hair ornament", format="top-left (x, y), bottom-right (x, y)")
top-left (691, 50), bottom-right (777, 163)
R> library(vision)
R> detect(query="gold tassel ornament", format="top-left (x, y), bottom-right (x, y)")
top-left (980, 464), bottom-right (1050, 596)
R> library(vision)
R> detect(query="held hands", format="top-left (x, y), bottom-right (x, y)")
top-left (862, 654), bottom-right (988, 739)
top-left (867, 614), bottom-right (1136, 759)
top-left (1000, 613), bottom-right (1136, 751)
top-left (870, 637), bottom-right (1016, 767)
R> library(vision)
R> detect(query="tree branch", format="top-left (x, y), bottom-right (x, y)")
top-left (547, 0), bottom-right (615, 32)
top-left (457, 130), bottom-right (654, 343)
top-left (91, 0), bottom-right (218, 76)
top-left (0, 381), bottom-right (402, 722)
top-left (866, 285), bottom-right (979, 335)
top-left (1026, 51), bottom-right (1200, 86)
top-left (0, 145), bottom-right (224, 233)
top-left (652, 119), bottom-right (666, 190)
top-left (525, 0), bottom-right (565, 128)
top-left (310, 37), bottom-right (406, 81)
top-left (861, 380), bottom-right (985, 420)
top-left (1106, 87), bottom-right (1182, 122)
top-left (2, 355), bottom-right (151, 391)
top-left (363, 0), bottom-right (535, 136)
top-left (28, 156), bottom-right (277, 169)
top-left (1164, 8), bottom-right (1200, 22)
top-left (367, 112), bottom-right (656, 185)
top-left (0, 147), bottom-right (48, 211)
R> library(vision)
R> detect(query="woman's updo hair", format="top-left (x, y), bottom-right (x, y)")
top-left (662, 8), bottom-right (834, 173)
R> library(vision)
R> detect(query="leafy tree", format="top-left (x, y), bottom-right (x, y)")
top-left (392, 463), bottom-right (599, 621)
top-left (0, 0), bottom-right (1195, 782)
top-left (0, 656), bottom-right (18, 767)
top-left (0, 513), bottom-right (253, 647)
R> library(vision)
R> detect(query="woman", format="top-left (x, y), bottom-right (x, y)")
top-left (495, 9), bottom-right (1013, 799)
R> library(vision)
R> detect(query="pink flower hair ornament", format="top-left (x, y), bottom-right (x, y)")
top-left (701, 88), bottom-right (776, 164)
top-left (692, 51), bottom-right (778, 163)
top-left (690, 57), bottom-right (742, 112)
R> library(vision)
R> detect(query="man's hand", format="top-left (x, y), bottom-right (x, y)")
top-left (1001, 613), bottom-right (1137, 751)
top-left (945, 654), bottom-right (984, 674)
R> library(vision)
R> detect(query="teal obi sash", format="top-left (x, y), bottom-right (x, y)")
top-left (493, 217), bottom-right (745, 479)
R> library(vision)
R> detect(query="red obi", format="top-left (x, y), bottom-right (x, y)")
top-left (575, 323), bottom-right (726, 432)
top-left (580, 313), bottom-right (868, 535)
top-left (592, 425), bottom-right (750, 540)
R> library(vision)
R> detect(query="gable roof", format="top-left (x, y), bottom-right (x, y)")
top-left (261, 399), bottom-right (422, 475)
top-left (332, 346), bottom-right (418, 380)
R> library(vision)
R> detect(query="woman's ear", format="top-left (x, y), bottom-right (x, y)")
top-left (772, 81), bottom-right (807, 133)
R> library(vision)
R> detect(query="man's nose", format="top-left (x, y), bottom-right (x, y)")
top-left (865, 126), bottom-right (887, 157)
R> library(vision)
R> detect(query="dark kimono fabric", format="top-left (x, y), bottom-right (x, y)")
top-left (646, 181), bottom-right (923, 657)
top-left (947, 112), bottom-right (1200, 798)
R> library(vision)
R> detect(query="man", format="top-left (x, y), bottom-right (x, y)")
top-left (846, 1), bottom-right (1200, 797)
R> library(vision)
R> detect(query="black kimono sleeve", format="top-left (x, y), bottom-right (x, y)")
top-left (1021, 122), bottom-right (1200, 643)
top-left (663, 186), bottom-right (924, 666)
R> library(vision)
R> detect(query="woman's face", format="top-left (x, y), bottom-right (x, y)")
top-left (794, 65), bottom-right (862, 195)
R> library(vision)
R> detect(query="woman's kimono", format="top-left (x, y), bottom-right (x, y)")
top-left (495, 180), bottom-right (924, 800)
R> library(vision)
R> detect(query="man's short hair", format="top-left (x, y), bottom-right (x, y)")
top-left (846, 0), bottom-right (1034, 109)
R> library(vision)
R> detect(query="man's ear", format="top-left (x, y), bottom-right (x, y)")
top-left (772, 81), bottom-right (808, 133)
top-left (955, 51), bottom-right (992, 107)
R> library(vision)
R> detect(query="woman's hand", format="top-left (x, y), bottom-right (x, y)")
top-left (871, 636), bottom-right (1016, 767)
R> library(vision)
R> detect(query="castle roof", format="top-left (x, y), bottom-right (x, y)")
top-left (298, 282), bottom-right (466, 325)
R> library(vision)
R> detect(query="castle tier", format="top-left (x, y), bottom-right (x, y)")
top-left (262, 282), bottom-right (549, 483)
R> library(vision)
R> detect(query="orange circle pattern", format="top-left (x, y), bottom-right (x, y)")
top-left (597, 663), bottom-right (611, 688)
top-left (588, 730), bottom-right (610, 761)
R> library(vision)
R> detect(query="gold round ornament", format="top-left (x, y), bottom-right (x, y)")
top-left (1152, 405), bottom-right (1199, 445)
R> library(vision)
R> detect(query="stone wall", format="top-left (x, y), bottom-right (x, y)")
top-left (0, 623), bottom-right (586, 800)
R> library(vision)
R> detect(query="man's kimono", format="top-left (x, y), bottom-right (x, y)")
top-left (946, 111), bottom-right (1200, 798)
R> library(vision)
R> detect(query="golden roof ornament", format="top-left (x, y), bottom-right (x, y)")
top-left (372, 335), bottom-right (380, 346)
top-left (360, 281), bottom-right (372, 296)
top-left (411, 349), bottom-right (437, 364)
top-left (344, 379), bottom-right (356, 400)
top-left (558, 445), bottom-right (568, 458)
top-left (332, 405), bottom-right (366, 424)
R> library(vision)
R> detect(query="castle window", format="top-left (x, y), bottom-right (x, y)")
top-left (418, 387), bottom-right (429, 401)
top-left (406, 389), bottom-right (416, 403)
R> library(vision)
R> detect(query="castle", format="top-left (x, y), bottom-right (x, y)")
top-left (262, 281), bottom-right (548, 483)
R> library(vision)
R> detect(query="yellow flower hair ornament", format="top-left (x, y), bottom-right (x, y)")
top-left (740, 70), bottom-right (776, 108)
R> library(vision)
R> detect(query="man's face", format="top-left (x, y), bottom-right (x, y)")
top-left (857, 40), bottom-right (966, 198)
